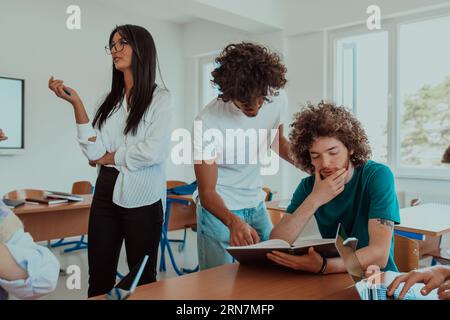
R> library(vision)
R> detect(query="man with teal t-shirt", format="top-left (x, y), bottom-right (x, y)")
top-left (269, 102), bottom-right (400, 274)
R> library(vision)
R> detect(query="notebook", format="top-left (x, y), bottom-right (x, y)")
top-left (45, 191), bottom-right (84, 202)
top-left (335, 224), bottom-right (438, 300)
top-left (25, 197), bottom-right (68, 205)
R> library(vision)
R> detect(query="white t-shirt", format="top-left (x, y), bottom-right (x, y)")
top-left (193, 90), bottom-right (288, 210)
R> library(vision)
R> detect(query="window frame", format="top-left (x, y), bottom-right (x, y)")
top-left (327, 7), bottom-right (450, 181)
top-left (197, 52), bottom-right (220, 113)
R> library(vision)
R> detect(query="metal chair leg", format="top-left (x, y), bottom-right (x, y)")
top-left (50, 236), bottom-right (88, 253)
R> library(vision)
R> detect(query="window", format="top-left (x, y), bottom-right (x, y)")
top-left (199, 55), bottom-right (220, 109)
top-left (335, 31), bottom-right (389, 163)
top-left (398, 16), bottom-right (450, 169)
top-left (330, 10), bottom-right (450, 179)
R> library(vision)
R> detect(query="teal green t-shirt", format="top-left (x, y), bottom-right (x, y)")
top-left (286, 160), bottom-right (400, 272)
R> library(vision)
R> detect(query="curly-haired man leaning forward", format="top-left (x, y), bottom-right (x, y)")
top-left (193, 43), bottom-right (295, 270)
top-left (269, 102), bottom-right (401, 274)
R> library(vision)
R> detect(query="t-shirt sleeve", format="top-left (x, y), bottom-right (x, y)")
top-left (277, 90), bottom-right (290, 127)
top-left (286, 177), bottom-right (311, 214)
top-left (367, 165), bottom-right (401, 224)
top-left (192, 117), bottom-right (218, 162)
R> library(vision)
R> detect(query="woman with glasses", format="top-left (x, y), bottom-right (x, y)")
top-left (48, 24), bottom-right (171, 297)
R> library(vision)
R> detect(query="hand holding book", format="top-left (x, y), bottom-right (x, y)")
top-left (267, 247), bottom-right (325, 273)
top-left (227, 237), bottom-right (338, 266)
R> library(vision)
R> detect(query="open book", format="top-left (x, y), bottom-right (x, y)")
top-left (45, 191), bottom-right (84, 202)
top-left (25, 197), bottom-right (68, 205)
top-left (226, 237), bottom-right (338, 265)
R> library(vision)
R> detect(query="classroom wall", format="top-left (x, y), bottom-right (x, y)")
top-left (284, 0), bottom-right (450, 35)
top-left (0, 0), bottom-right (185, 196)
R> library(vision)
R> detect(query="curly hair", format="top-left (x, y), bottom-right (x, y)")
top-left (289, 102), bottom-right (372, 174)
top-left (211, 42), bottom-right (287, 107)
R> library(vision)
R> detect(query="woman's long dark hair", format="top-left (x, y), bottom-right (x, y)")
top-left (93, 24), bottom-right (162, 135)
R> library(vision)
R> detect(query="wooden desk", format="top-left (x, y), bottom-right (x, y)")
top-left (94, 264), bottom-right (359, 300)
top-left (396, 203), bottom-right (450, 237)
top-left (396, 203), bottom-right (450, 258)
top-left (261, 200), bottom-right (286, 225)
top-left (266, 200), bottom-right (287, 212)
top-left (12, 195), bottom-right (92, 242)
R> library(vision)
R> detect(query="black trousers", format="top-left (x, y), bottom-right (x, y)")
top-left (87, 166), bottom-right (163, 298)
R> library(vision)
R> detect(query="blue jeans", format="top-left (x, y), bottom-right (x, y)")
top-left (196, 201), bottom-right (273, 270)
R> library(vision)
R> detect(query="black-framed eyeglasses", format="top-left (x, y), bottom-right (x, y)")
top-left (105, 39), bottom-right (129, 55)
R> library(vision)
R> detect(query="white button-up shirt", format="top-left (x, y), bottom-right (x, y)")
top-left (76, 87), bottom-right (172, 209)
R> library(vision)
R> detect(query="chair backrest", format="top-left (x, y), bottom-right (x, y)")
top-left (262, 187), bottom-right (273, 202)
top-left (394, 234), bottom-right (419, 272)
top-left (4, 189), bottom-right (45, 200)
top-left (410, 198), bottom-right (422, 207)
top-left (165, 180), bottom-right (197, 231)
top-left (72, 181), bottom-right (93, 195)
top-left (267, 209), bottom-right (284, 226)
top-left (167, 180), bottom-right (187, 189)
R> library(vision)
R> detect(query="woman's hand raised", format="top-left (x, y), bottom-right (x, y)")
top-left (48, 76), bottom-right (81, 106)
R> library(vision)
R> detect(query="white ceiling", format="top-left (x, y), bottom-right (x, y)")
top-left (95, 0), bottom-right (450, 35)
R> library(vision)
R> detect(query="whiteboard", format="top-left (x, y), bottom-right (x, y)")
top-left (0, 77), bottom-right (24, 152)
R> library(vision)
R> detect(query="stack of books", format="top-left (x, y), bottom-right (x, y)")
top-left (25, 191), bottom-right (84, 205)
top-left (44, 191), bottom-right (84, 202)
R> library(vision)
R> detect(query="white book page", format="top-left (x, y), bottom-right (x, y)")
top-left (292, 238), bottom-right (335, 248)
top-left (228, 239), bottom-right (290, 250)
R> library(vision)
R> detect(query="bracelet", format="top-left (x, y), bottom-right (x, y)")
top-left (318, 255), bottom-right (328, 274)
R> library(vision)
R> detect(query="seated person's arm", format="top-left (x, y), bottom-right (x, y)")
top-left (267, 217), bottom-right (394, 274)
top-left (355, 218), bottom-right (394, 269)
top-left (269, 195), bottom-right (319, 244)
top-left (0, 243), bottom-right (28, 280)
top-left (195, 161), bottom-right (260, 246)
top-left (325, 218), bottom-right (394, 274)
top-left (0, 230), bottom-right (60, 299)
top-left (0, 205), bottom-right (59, 299)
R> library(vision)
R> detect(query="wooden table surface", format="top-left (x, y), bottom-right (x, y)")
top-left (13, 194), bottom-right (92, 215)
top-left (13, 195), bottom-right (92, 242)
top-left (117, 264), bottom-right (359, 300)
top-left (396, 203), bottom-right (450, 237)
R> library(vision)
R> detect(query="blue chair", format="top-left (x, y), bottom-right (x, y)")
top-left (159, 181), bottom-right (199, 275)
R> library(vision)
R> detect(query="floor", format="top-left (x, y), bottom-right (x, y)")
top-left (31, 229), bottom-right (199, 300)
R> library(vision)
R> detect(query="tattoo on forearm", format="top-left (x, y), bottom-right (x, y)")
top-left (376, 219), bottom-right (394, 228)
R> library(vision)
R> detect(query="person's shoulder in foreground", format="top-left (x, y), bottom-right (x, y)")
top-left (0, 200), bottom-right (60, 300)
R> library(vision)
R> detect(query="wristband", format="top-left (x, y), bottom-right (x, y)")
top-left (318, 255), bottom-right (328, 274)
